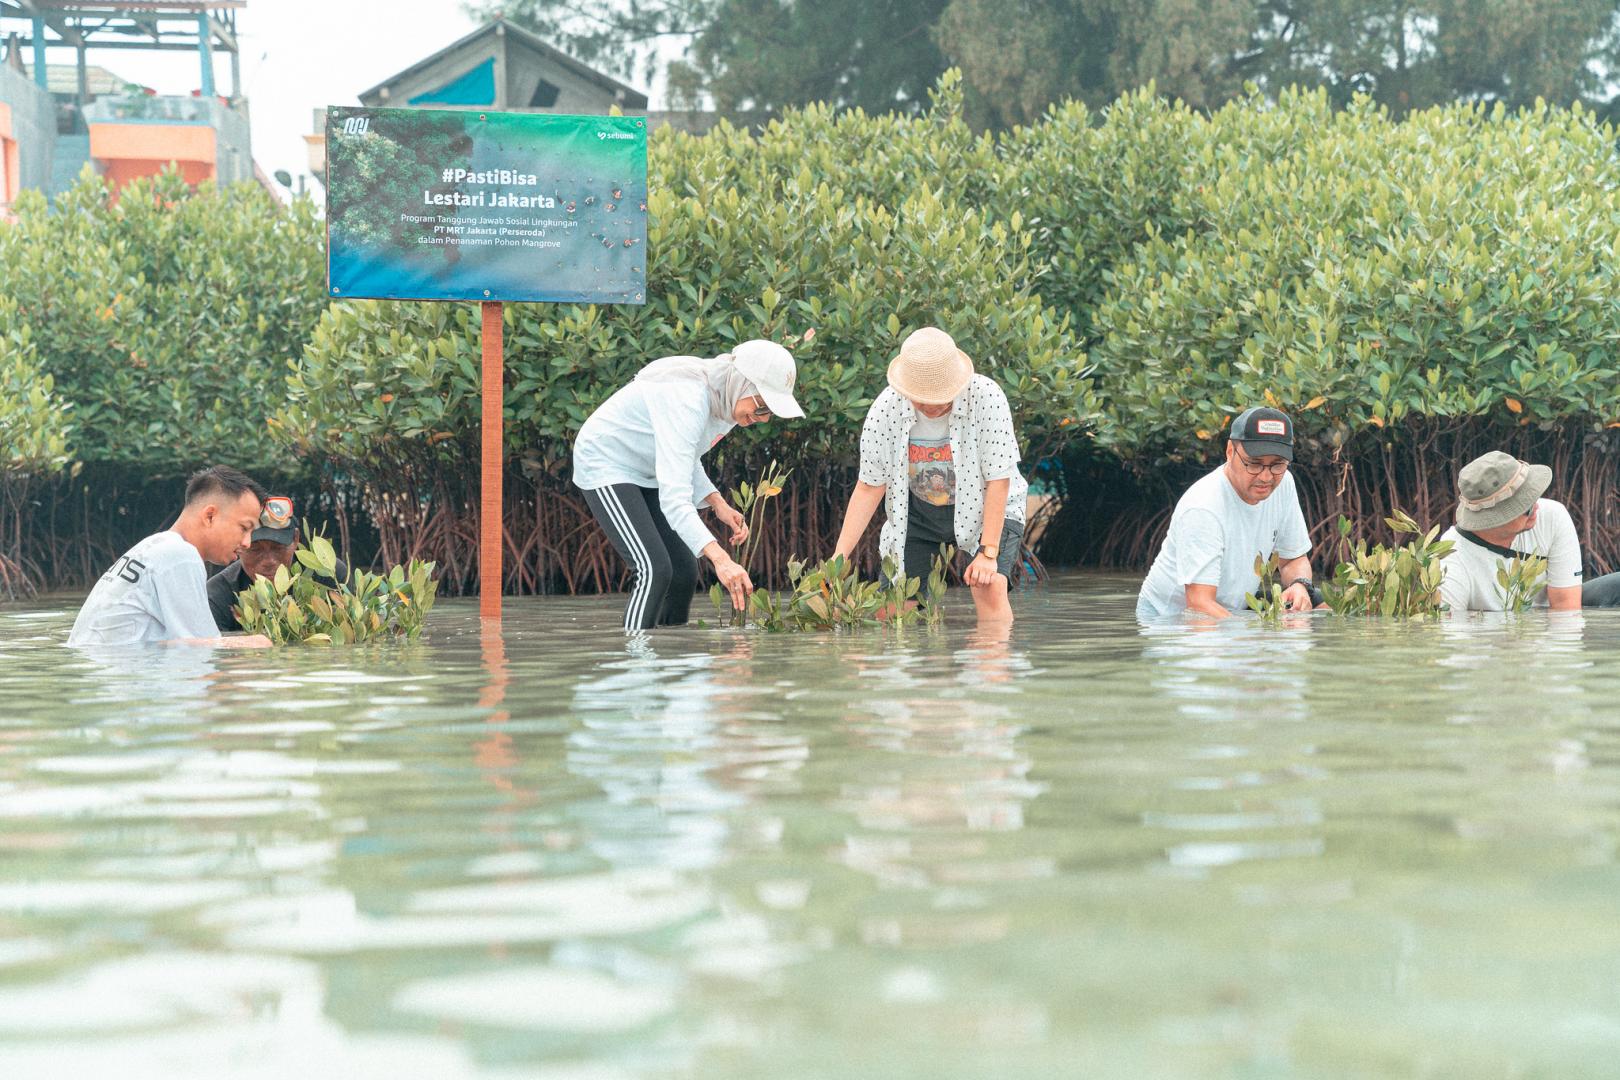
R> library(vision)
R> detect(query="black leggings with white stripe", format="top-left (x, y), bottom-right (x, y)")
top-left (583, 484), bottom-right (700, 630)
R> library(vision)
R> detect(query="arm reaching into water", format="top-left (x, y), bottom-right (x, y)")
top-left (170, 633), bottom-right (274, 648)
top-left (1183, 583), bottom-right (1231, 619)
top-left (833, 482), bottom-right (887, 561)
top-left (966, 477), bottom-right (1011, 587)
top-left (703, 492), bottom-right (748, 546)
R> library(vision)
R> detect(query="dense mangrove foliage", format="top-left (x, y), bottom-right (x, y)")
top-left (0, 172), bottom-right (328, 595)
top-left (7, 73), bottom-right (1620, 596)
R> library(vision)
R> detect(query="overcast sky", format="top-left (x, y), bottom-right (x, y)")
top-left (55, 1), bottom-right (665, 193)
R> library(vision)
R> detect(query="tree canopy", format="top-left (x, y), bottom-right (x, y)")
top-left (467, 0), bottom-right (1620, 126)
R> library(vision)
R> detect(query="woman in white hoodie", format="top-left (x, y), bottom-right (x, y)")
top-left (572, 340), bottom-right (804, 631)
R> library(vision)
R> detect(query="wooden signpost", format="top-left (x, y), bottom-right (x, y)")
top-left (324, 107), bottom-right (648, 618)
top-left (479, 301), bottom-right (503, 618)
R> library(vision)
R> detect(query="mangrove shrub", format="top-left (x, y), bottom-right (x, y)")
top-left (0, 171), bottom-right (329, 587)
top-left (1087, 90), bottom-right (1620, 567)
top-left (0, 311), bottom-right (74, 596)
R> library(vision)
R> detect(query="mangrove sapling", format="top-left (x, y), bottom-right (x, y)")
top-left (233, 534), bottom-right (439, 645)
top-left (709, 550), bottom-right (952, 633)
top-left (711, 460), bottom-right (792, 627)
top-left (730, 460), bottom-right (791, 570)
top-left (1495, 553), bottom-right (1550, 613)
top-left (1244, 553), bottom-right (1288, 621)
top-left (1321, 512), bottom-right (1455, 618)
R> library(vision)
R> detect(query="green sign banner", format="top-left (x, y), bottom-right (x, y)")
top-left (326, 106), bottom-right (648, 305)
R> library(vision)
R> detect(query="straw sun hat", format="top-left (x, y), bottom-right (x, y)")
top-left (886, 327), bottom-right (974, 405)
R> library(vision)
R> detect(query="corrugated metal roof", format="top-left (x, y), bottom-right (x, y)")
top-left (24, 63), bottom-right (134, 96)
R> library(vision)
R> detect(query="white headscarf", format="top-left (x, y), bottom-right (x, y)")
top-left (635, 353), bottom-right (758, 424)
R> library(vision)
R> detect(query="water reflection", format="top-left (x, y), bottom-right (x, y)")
top-left (5, 586), bottom-right (1620, 1077)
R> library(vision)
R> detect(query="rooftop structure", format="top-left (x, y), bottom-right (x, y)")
top-left (0, 1), bottom-right (253, 205)
top-left (307, 19), bottom-right (653, 188)
top-left (359, 19), bottom-right (648, 114)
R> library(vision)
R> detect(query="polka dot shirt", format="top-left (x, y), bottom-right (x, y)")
top-left (858, 375), bottom-right (1029, 567)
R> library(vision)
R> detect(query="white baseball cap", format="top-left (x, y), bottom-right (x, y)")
top-left (732, 339), bottom-right (804, 419)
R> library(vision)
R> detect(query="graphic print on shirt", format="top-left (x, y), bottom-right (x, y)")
top-left (908, 436), bottom-right (955, 506)
top-left (111, 556), bottom-right (147, 584)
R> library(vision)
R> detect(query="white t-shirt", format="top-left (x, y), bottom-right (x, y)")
top-left (1137, 467), bottom-right (1312, 619)
top-left (67, 531), bottom-right (218, 646)
top-left (1438, 498), bottom-right (1582, 612)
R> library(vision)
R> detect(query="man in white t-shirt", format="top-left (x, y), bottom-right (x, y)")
top-left (1137, 406), bottom-right (1317, 620)
top-left (1438, 450), bottom-right (1601, 612)
top-left (68, 465), bottom-right (275, 648)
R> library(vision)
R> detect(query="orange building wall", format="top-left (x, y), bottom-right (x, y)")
top-left (0, 102), bottom-right (16, 212)
top-left (88, 123), bottom-right (216, 191)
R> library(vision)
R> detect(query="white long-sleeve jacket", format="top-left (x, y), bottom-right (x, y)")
top-left (572, 379), bottom-right (732, 555)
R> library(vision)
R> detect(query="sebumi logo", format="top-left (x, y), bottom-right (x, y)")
top-left (341, 116), bottom-right (371, 136)
top-left (597, 130), bottom-right (634, 140)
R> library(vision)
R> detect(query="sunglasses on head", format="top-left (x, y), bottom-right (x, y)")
top-left (261, 496), bottom-right (294, 528)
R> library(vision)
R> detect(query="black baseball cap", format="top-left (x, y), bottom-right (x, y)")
top-left (252, 495), bottom-right (296, 545)
top-left (1229, 406), bottom-right (1294, 462)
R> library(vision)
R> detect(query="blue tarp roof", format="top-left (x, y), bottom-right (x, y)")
top-left (408, 58), bottom-right (494, 106)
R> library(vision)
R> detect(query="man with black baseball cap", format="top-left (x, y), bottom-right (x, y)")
top-left (1137, 406), bottom-right (1318, 620)
top-left (205, 495), bottom-right (349, 631)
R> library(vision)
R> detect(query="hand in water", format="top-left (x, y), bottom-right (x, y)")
top-left (714, 558), bottom-right (754, 610)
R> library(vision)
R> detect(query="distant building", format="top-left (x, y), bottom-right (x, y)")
top-left (310, 19), bottom-right (670, 187)
top-left (359, 19), bottom-right (649, 116)
top-left (0, 42), bottom-right (53, 213)
top-left (0, 2), bottom-right (255, 206)
top-left (303, 17), bottom-right (751, 188)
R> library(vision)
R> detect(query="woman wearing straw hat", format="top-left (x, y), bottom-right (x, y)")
top-left (572, 340), bottom-right (805, 631)
top-left (831, 327), bottom-right (1029, 623)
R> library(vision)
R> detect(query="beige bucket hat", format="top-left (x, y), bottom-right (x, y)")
top-left (1455, 450), bottom-right (1551, 530)
top-left (886, 327), bottom-right (974, 405)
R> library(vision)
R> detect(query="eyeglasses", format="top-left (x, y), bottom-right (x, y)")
top-left (748, 396), bottom-right (772, 421)
top-left (1233, 447), bottom-right (1289, 477)
top-left (261, 496), bottom-right (294, 528)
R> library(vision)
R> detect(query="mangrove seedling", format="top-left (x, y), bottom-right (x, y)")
top-left (1245, 553), bottom-right (1288, 621)
top-left (713, 459), bottom-right (792, 627)
top-left (234, 534), bottom-right (439, 645)
top-left (1321, 511), bottom-right (1455, 618)
top-left (729, 459), bottom-right (791, 571)
top-left (709, 549), bottom-right (952, 633)
top-left (1495, 553), bottom-right (1549, 613)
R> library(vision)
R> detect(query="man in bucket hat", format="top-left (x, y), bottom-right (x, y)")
top-left (1137, 406), bottom-right (1318, 620)
top-left (1437, 450), bottom-right (1620, 611)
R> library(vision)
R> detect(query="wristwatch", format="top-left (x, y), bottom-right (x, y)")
top-left (1286, 577), bottom-right (1324, 606)
top-left (976, 544), bottom-right (999, 560)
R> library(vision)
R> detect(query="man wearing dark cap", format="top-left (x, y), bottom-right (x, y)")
top-left (1437, 450), bottom-right (1620, 611)
top-left (206, 495), bottom-right (349, 631)
top-left (1137, 406), bottom-right (1317, 620)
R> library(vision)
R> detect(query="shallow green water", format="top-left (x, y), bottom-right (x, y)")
top-left (2, 573), bottom-right (1619, 1078)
